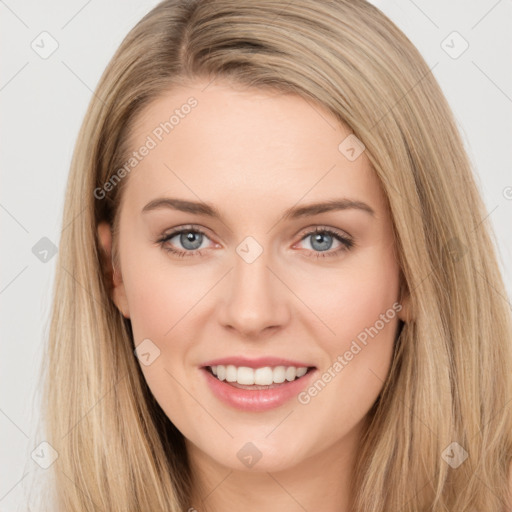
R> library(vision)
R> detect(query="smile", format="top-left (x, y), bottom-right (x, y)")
top-left (208, 364), bottom-right (310, 386)
top-left (201, 364), bottom-right (317, 411)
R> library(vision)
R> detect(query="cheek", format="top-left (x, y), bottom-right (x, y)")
top-left (295, 247), bottom-right (400, 343)
top-left (121, 253), bottom-right (200, 418)
top-left (120, 245), bottom-right (207, 340)
top-left (293, 246), bottom-right (401, 404)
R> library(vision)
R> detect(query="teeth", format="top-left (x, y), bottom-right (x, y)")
top-left (225, 365), bottom-right (237, 382)
top-left (296, 367), bottom-right (308, 377)
top-left (209, 365), bottom-right (310, 385)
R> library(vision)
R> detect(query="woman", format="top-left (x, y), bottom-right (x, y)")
top-left (36, 0), bottom-right (512, 510)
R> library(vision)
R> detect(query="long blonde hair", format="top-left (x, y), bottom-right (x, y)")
top-left (35, 0), bottom-right (512, 510)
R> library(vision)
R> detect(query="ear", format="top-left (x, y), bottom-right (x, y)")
top-left (97, 221), bottom-right (130, 318)
top-left (397, 279), bottom-right (412, 323)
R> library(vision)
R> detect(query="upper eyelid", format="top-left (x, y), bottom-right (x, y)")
top-left (161, 225), bottom-right (211, 242)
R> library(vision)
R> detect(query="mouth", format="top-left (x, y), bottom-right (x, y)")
top-left (200, 357), bottom-right (318, 411)
top-left (204, 364), bottom-right (316, 390)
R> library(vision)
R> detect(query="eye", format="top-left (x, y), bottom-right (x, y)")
top-left (294, 227), bottom-right (354, 259)
top-left (157, 225), bottom-right (214, 258)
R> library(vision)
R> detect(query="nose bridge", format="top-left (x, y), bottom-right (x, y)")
top-left (219, 234), bottom-right (289, 334)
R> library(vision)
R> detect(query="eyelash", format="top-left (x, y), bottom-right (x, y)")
top-left (157, 225), bottom-right (354, 259)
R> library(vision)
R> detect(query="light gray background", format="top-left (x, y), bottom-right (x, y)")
top-left (1, 1), bottom-right (511, 510)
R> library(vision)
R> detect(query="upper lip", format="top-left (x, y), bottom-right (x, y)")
top-left (201, 356), bottom-right (316, 369)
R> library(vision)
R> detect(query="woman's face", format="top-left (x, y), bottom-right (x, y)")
top-left (99, 78), bottom-right (406, 476)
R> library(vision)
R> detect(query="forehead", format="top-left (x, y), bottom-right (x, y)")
top-left (121, 79), bottom-right (386, 216)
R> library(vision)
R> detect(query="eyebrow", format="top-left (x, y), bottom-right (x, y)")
top-left (141, 197), bottom-right (375, 220)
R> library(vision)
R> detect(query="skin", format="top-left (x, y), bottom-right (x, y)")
top-left (97, 78), bottom-right (409, 512)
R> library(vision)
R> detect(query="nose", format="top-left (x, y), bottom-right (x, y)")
top-left (218, 245), bottom-right (291, 338)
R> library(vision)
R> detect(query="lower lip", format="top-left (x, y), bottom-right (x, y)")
top-left (201, 367), bottom-right (317, 412)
